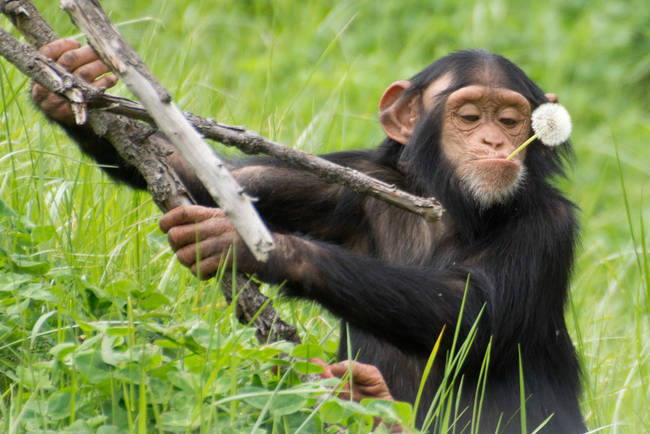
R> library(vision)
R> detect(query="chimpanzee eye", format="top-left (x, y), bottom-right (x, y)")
top-left (499, 117), bottom-right (519, 127)
top-left (460, 114), bottom-right (480, 123)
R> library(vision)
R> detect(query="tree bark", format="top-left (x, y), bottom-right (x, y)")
top-left (1, 0), bottom-right (300, 344)
top-left (1, 2), bottom-right (443, 222)
top-left (62, 0), bottom-right (275, 263)
top-left (0, 0), bottom-right (56, 47)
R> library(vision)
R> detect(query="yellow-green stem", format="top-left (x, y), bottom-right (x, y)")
top-left (506, 134), bottom-right (537, 160)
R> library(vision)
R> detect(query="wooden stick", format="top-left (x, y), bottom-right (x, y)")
top-left (60, 0), bottom-right (275, 262)
top-left (1, 0), bottom-right (300, 344)
top-left (0, 0), bottom-right (57, 47)
top-left (1, 2), bottom-right (443, 222)
top-left (186, 113), bottom-right (445, 222)
top-left (85, 89), bottom-right (445, 222)
top-left (0, 26), bottom-right (190, 209)
top-left (107, 104), bottom-right (444, 222)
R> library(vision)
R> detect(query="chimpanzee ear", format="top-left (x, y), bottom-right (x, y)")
top-left (545, 93), bottom-right (559, 103)
top-left (379, 80), bottom-right (419, 145)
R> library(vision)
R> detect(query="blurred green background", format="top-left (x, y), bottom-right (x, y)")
top-left (1, 0), bottom-right (648, 432)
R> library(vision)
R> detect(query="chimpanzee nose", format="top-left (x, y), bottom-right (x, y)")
top-left (481, 124), bottom-right (506, 149)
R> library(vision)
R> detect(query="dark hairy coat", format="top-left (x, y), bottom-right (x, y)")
top-left (58, 50), bottom-right (585, 433)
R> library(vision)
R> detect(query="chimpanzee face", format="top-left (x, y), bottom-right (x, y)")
top-left (438, 84), bottom-right (531, 208)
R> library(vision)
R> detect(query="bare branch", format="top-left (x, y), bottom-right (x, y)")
top-left (188, 114), bottom-right (445, 222)
top-left (100, 99), bottom-right (445, 221)
top-left (1, 1), bottom-right (443, 222)
top-left (1, 0), bottom-right (300, 344)
top-left (61, 0), bottom-right (275, 262)
top-left (0, 0), bottom-right (57, 47)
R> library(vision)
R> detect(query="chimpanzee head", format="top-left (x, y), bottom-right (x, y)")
top-left (378, 50), bottom-right (572, 215)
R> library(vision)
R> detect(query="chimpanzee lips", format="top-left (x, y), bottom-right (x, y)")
top-left (457, 158), bottom-right (525, 208)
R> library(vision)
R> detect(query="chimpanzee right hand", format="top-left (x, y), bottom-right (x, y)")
top-left (159, 205), bottom-right (263, 280)
top-left (31, 39), bottom-right (118, 125)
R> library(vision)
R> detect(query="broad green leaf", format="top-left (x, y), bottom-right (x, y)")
top-left (269, 393), bottom-right (309, 416)
top-left (241, 345), bottom-right (285, 360)
top-left (9, 257), bottom-right (50, 275)
top-left (158, 411), bottom-right (197, 431)
top-left (293, 360), bottom-right (325, 376)
top-left (362, 399), bottom-right (412, 425)
top-left (97, 426), bottom-right (121, 434)
top-left (167, 369), bottom-right (200, 392)
top-left (31, 310), bottom-right (57, 347)
top-left (0, 272), bottom-right (32, 291)
top-left (153, 338), bottom-right (181, 349)
top-left (86, 415), bottom-right (109, 428)
top-left (105, 279), bottom-right (136, 299)
top-left (49, 343), bottom-right (77, 359)
top-left (240, 386), bottom-right (270, 409)
top-left (46, 391), bottom-right (72, 420)
top-left (61, 419), bottom-right (92, 434)
top-left (319, 400), bottom-right (347, 424)
top-left (74, 350), bottom-right (112, 384)
top-left (0, 198), bottom-right (19, 219)
top-left (292, 343), bottom-right (325, 360)
top-left (106, 326), bottom-right (135, 336)
top-left (31, 225), bottom-right (55, 244)
top-left (112, 366), bottom-right (142, 384)
top-left (7, 299), bottom-right (30, 316)
top-left (21, 283), bottom-right (56, 302)
top-left (101, 334), bottom-right (131, 366)
top-left (17, 365), bottom-right (53, 390)
top-left (139, 292), bottom-right (171, 309)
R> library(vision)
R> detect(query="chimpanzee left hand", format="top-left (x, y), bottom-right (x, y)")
top-left (159, 205), bottom-right (260, 279)
top-left (311, 359), bottom-right (394, 401)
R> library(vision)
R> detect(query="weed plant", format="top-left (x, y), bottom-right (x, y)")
top-left (1, 0), bottom-right (648, 432)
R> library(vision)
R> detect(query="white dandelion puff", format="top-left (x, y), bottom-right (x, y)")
top-left (531, 103), bottom-right (572, 147)
top-left (507, 102), bottom-right (572, 160)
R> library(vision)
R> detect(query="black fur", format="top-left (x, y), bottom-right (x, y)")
top-left (58, 50), bottom-right (584, 433)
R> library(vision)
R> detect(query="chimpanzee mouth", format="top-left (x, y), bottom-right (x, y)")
top-left (474, 157), bottom-right (520, 168)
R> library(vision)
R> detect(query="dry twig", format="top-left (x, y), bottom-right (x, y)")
top-left (0, 0), bottom-right (299, 344)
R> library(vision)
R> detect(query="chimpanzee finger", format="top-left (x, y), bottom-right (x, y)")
top-left (159, 205), bottom-right (224, 233)
top-left (74, 59), bottom-right (111, 83)
top-left (39, 39), bottom-right (81, 60)
top-left (49, 104), bottom-right (77, 125)
top-left (57, 45), bottom-right (102, 73)
top-left (39, 95), bottom-right (68, 117)
top-left (92, 74), bottom-right (118, 90)
top-left (328, 360), bottom-right (351, 378)
top-left (329, 360), bottom-right (392, 400)
top-left (35, 91), bottom-right (75, 125)
top-left (191, 255), bottom-right (225, 280)
top-left (32, 83), bottom-right (76, 125)
top-left (309, 358), bottom-right (333, 378)
top-left (166, 217), bottom-right (231, 251)
top-left (330, 361), bottom-right (379, 384)
top-left (174, 235), bottom-right (233, 268)
top-left (31, 82), bottom-right (50, 104)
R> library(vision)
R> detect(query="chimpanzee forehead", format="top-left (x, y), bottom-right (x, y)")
top-left (421, 76), bottom-right (530, 114)
top-left (446, 85), bottom-right (531, 110)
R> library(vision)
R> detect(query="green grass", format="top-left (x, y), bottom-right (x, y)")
top-left (1, 0), bottom-right (648, 432)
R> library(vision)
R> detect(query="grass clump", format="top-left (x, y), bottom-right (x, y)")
top-left (1, 0), bottom-right (648, 432)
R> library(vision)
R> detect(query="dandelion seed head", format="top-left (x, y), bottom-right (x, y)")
top-left (531, 103), bottom-right (572, 147)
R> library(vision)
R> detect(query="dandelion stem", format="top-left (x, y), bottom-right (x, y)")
top-left (506, 134), bottom-right (537, 160)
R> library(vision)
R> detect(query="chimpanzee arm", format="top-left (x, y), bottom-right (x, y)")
top-left (58, 123), bottom-right (237, 192)
top-left (58, 122), bottom-right (148, 188)
top-left (58, 119), bottom-right (386, 238)
top-left (255, 195), bottom-right (577, 359)
top-left (259, 235), bottom-right (488, 356)
top-left (168, 149), bottom-right (394, 239)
